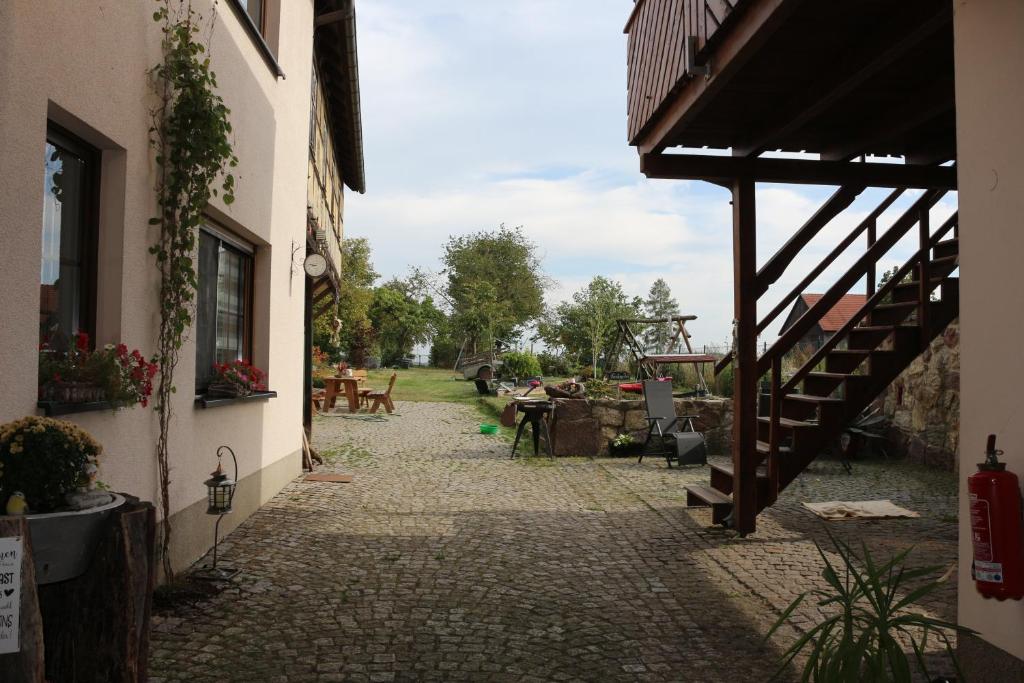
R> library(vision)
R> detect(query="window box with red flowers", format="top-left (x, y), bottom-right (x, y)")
top-left (196, 359), bottom-right (276, 408)
top-left (37, 332), bottom-right (158, 416)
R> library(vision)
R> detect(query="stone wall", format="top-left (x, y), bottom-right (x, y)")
top-left (550, 397), bottom-right (733, 457)
top-left (880, 320), bottom-right (959, 471)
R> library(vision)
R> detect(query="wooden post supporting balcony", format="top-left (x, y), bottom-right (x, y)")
top-left (732, 175), bottom-right (758, 535)
top-left (918, 207), bottom-right (930, 347)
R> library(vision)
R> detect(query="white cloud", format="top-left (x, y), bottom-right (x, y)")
top-left (346, 4), bottom-right (958, 348)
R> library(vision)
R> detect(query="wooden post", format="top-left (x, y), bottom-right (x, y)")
top-left (36, 497), bottom-right (155, 682)
top-left (866, 217), bottom-right (876, 298)
top-left (732, 175), bottom-right (759, 535)
top-left (768, 355), bottom-right (782, 504)
top-left (918, 207), bottom-right (930, 347)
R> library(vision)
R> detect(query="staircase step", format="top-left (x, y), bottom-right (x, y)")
top-left (781, 393), bottom-right (846, 422)
top-left (870, 301), bottom-right (918, 325)
top-left (892, 277), bottom-right (952, 304)
top-left (685, 484), bottom-right (732, 509)
top-left (783, 393), bottom-right (845, 405)
top-left (933, 238), bottom-right (958, 260)
top-left (710, 461), bottom-right (768, 478)
top-left (847, 325), bottom-right (919, 350)
top-left (847, 325), bottom-right (895, 349)
top-left (826, 349), bottom-right (870, 374)
top-left (757, 416), bottom-right (818, 429)
top-left (803, 372), bottom-right (873, 398)
top-left (756, 440), bottom-right (793, 457)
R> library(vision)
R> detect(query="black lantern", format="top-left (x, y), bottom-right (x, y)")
top-left (205, 446), bottom-right (237, 514)
top-left (193, 445), bottom-right (240, 581)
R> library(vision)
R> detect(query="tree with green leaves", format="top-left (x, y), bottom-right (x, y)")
top-left (313, 237), bottom-right (378, 359)
top-left (368, 277), bottom-right (444, 366)
top-left (538, 277), bottom-right (641, 377)
top-left (442, 224), bottom-right (546, 351)
top-left (641, 278), bottom-right (680, 353)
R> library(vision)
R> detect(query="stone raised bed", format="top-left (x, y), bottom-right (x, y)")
top-left (549, 396), bottom-right (733, 457)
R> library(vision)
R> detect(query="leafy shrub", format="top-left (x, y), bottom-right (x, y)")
top-left (0, 416), bottom-right (103, 512)
top-left (500, 350), bottom-right (542, 379)
top-left (713, 362), bottom-right (734, 397)
top-left (430, 336), bottom-right (460, 368)
top-left (583, 378), bottom-right (614, 398)
top-left (536, 351), bottom-right (573, 377)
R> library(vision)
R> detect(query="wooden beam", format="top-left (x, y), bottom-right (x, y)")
top-left (733, 6), bottom-right (952, 157)
top-left (731, 175), bottom-right (758, 536)
top-left (634, 0), bottom-right (800, 154)
top-left (640, 153), bottom-right (957, 189)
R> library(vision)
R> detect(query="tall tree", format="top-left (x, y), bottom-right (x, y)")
top-left (442, 224), bottom-right (546, 351)
top-left (642, 278), bottom-right (681, 353)
top-left (368, 277), bottom-right (444, 366)
top-left (538, 277), bottom-right (640, 377)
top-left (313, 237), bottom-right (378, 358)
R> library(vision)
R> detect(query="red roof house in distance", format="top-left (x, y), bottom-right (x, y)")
top-left (779, 293), bottom-right (867, 350)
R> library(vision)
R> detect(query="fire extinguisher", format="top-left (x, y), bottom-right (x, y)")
top-left (968, 434), bottom-right (1024, 600)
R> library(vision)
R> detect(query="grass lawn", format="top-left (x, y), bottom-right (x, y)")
top-left (362, 367), bottom-right (517, 439)
top-left (364, 367), bottom-right (484, 403)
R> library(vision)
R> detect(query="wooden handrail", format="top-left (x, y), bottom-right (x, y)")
top-left (757, 188), bottom-right (904, 336)
top-left (713, 187), bottom-right (903, 377)
top-left (779, 210), bottom-right (957, 393)
top-left (755, 185), bottom-right (864, 297)
top-left (758, 188), bottom-right (946, 376)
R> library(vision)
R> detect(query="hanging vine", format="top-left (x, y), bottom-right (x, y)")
top-left (149, 0), bottom-right (237, 579)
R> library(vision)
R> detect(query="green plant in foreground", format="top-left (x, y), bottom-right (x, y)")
top-left (767, 528), bottom-right (971, 682)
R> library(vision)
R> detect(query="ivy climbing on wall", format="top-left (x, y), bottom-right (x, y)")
top-left (149, 0), bottom-right (238, 579)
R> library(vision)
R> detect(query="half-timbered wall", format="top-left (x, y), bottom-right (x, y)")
top-left (307, 63), bottom-right (344, 276)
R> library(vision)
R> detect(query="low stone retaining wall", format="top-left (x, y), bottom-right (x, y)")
top-left (549, 396), bottom-right (733, 457)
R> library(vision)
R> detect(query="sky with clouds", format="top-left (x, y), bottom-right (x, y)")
top-left (344, 1), bottom-right (956, 351)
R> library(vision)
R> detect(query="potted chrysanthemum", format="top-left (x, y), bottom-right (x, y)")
top-left (0, 416), bottom-right (125, 583)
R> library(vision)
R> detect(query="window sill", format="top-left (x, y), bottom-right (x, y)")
top-left (195, 390), bottom-right (277, 409)
top-left (38, 400), bottom-right (118, 417)
top-left (225, 0), bottom-right (286, 79)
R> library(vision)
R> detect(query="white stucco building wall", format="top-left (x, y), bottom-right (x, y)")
top-left (0, 0), bottom-right (318, 571)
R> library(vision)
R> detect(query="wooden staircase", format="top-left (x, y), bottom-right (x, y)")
top-left (686, 187), bottom-right (959, 531)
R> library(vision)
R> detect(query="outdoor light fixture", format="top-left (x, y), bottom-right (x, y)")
top-left (193, 445), bottom-right (240, 581)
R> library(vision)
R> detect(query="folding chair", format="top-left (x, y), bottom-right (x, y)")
top-left (639, 379), bottom-right (707, 467)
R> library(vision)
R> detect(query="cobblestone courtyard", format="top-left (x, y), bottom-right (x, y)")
top-left (150, 401), bottom-right (958, 682)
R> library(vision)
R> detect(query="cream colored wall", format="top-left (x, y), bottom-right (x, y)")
top-left (955, 0), bottom-right (1024, 661)
top-left (0, 1), bottom-right (315, 569)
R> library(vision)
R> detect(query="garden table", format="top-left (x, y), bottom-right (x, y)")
top-left (323, 376), bottom-right (364, 412)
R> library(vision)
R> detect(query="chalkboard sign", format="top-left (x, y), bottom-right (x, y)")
top-left (0, 536), bottom-right (21, 654)
top-left (606, 371), bottom-right (631, 381)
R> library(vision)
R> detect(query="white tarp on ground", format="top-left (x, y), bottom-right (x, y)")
top-left (803, 499), bottom-right (920, 520)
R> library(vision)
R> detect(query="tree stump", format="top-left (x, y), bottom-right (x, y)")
top-left (0, 495), bottom-right (156, 682)
top-left (0, 518), bottom-right (44, 683)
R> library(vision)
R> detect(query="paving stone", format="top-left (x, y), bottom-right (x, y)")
top-left (149, 400), bottom-right (958, 682)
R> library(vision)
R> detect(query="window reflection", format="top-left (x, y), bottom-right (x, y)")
top-left (238, 0), bottom-right (263, 30)
top-left (40, 131), bottom-right (94, 349)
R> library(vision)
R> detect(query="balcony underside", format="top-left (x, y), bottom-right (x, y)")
top-left (629, 0), bottom-right (955, 163)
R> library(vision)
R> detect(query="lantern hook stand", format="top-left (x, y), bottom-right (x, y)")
top-left (192, 445), bottom-right (241, 582)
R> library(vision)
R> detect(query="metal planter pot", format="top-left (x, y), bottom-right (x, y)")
top-left (26, 493), bottom-right (126, 584)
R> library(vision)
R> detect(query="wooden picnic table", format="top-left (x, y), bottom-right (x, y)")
top-left (323, 376), bottom-right (365, 412)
